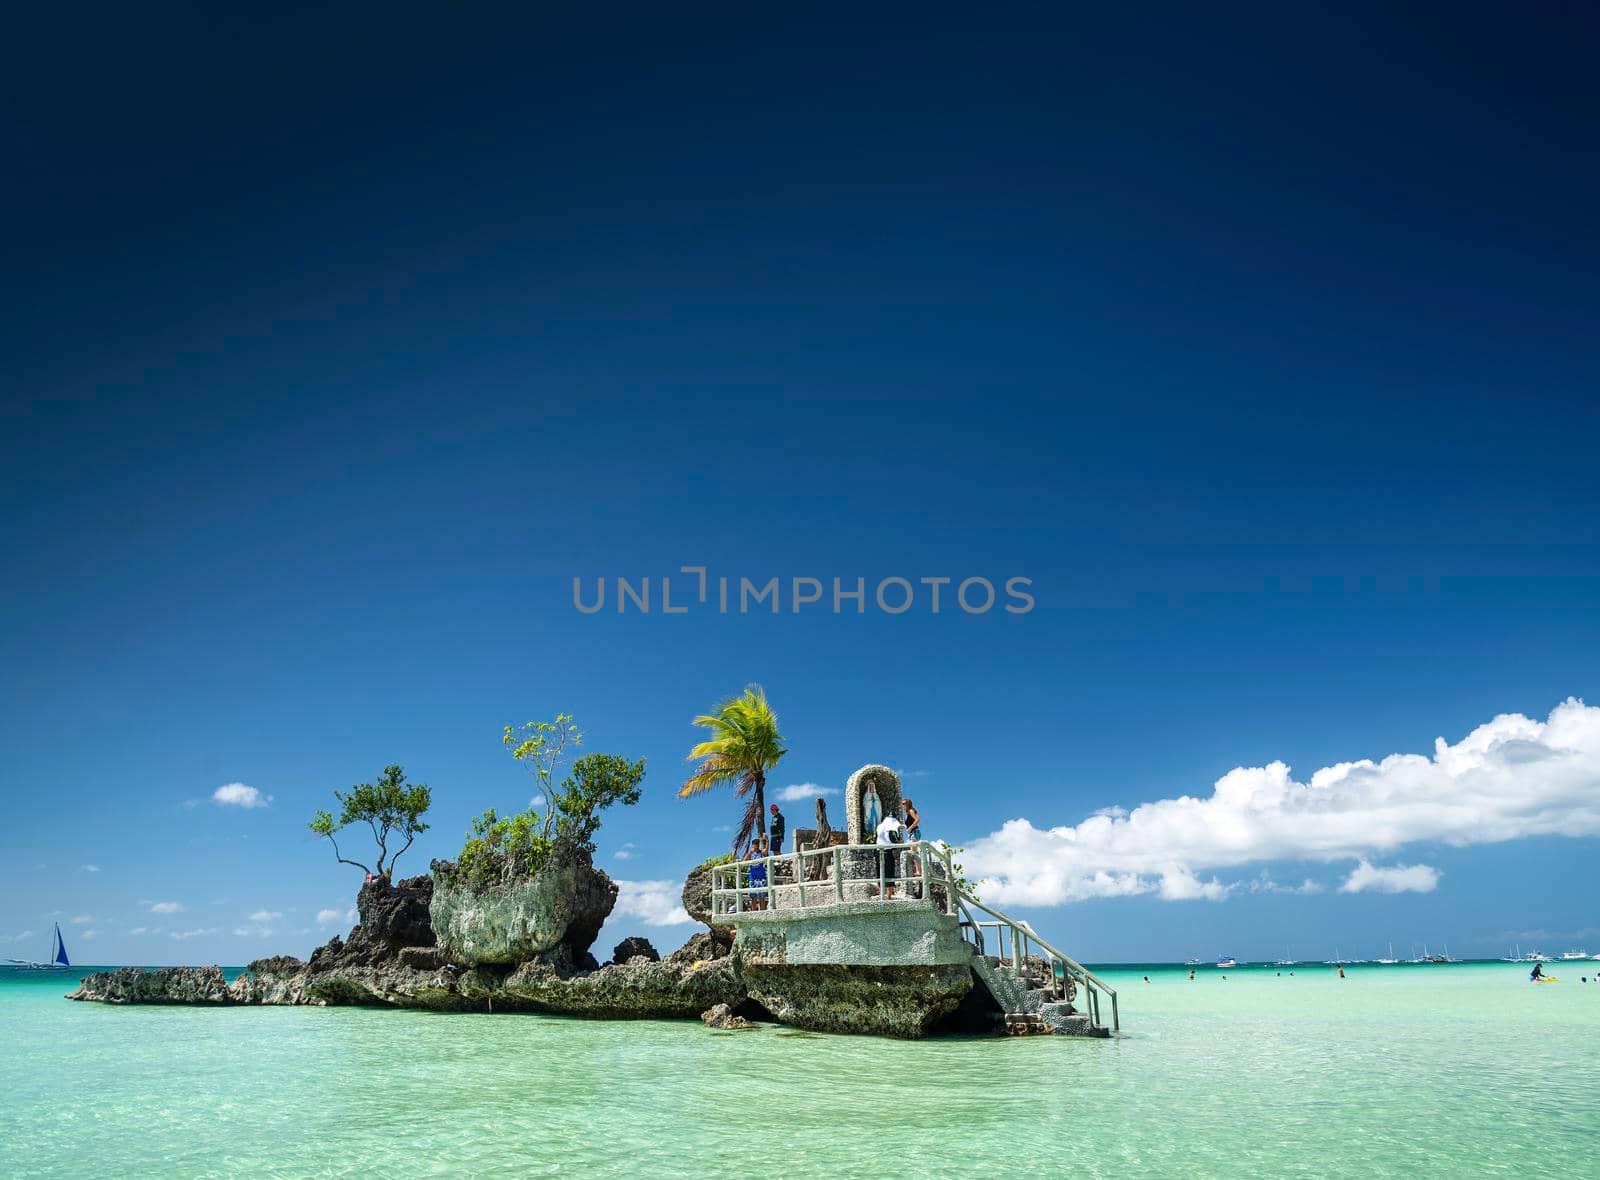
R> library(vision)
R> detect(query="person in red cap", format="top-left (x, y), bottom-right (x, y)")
top-left (769, 802), bottom-right (786, 854)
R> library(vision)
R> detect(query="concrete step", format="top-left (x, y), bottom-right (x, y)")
top-left (1003, 1012), bottom-right (1051, 1036)
top-left (1039, 1001), bottom-right (1111, 1038)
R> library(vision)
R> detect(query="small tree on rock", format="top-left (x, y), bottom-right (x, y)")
top-left (309, 765), bottom-right (432, 881)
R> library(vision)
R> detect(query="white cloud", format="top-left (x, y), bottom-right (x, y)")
top-left (315, 908), bottom-right (344, 927)
top-left (1339, 860), bottom-right (1440, 895)
top-left (248, 910), bottom-right (283, 923)
top-left (147, 901), bottom-right (185, 914)
top-left (70, 915), bottom-right (92, 924)
top-left (81, 864), bottom-right (100, 873)
top-left (529, 794), bottom-right (545, 807)
top-left (169, 928), bottom-right (219, 940)
top-left (128, 927), bottom-right (148, 936)
top-left (1157, 868), bottom-right (1232, 902)
top-left (614, 843), bottom-right (636, 862)
top-left (966, 698), bottom-right (1600, 907)
top-left (81, 930), bottom-right (98, 941)
top-left (5, 931), bottom-right (34, 943)
top-left (777, 783), bottom-right (838, 802)
top-left (213, 783), bottom-right (272, 809)
top-left (712, 824), bottom-right (732, 833)
top-left (234, 925), bottom-right (276, 938)
top-left (612, 880), bottom-right (694, 926)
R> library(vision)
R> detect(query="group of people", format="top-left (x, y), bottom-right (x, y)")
top-left (735, 795), bottom-right (926, 909)
top-left (872, 795), bottom-right (921, 898)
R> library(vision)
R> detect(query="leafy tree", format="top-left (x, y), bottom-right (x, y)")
top-left (679, 684), bottom-right (787, 852)
top-left (502, 713), bottom-right (582, 843)
top-left (449, 752), bottom-right (646, 888)
top-left (936, 842), bottom-right (983, 902)
top-left (308, 765), bottom-right (432, 881)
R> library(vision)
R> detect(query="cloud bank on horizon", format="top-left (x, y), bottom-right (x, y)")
top-left (966, 698), bottom-right (1600, 907)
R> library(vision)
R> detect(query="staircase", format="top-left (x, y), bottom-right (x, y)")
top-left (956, 894), bottom-right (1116, 1038)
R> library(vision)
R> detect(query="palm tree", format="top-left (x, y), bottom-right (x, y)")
top-left (680, 684), bottom-right (788, 852)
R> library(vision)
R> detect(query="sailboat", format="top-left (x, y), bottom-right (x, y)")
top-left (1376, 942), bottom-right (1400, 965)
top-left (4, 923), bottom-right (72, 971)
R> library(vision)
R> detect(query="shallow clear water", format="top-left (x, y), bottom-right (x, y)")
top-left (3, 961), bottom-right (1597, 1177)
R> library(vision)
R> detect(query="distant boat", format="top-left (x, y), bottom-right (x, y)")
top-left (1559, 949), bottom-right (1590, 961)
top-left (4, 923), bottom-right (71, 971)
top-left (1215, 956), bottom-right (1237, 968)
top-left (1527, 950), bottom-right (1552, 962)
top-left (1183, 958), bottom-right (1201, 966)
top-left (1376, 942), bottom-right (1399, 965)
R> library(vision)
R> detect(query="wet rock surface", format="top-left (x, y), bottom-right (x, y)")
top-left (701, 1002), bottom-right (753, 1029)
top-left (739, 962), bottom-right (972, 1038)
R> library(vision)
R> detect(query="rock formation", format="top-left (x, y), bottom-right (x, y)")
top-left (429, 854), bottom-right (616, 970)
top-left (610, 936), bottom-right (659, 964)
top-left (69, 966), bottom-right (232, 1004)
top-left (66, 849), bottom-right (1002, 1038)
top-left (701, 1002), bottom-right (753, 1030)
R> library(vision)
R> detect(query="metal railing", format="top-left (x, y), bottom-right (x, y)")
top-left (957, 894), bottom-right (1119, 1032)
top-left (709, 839), bottom-right (958, 918)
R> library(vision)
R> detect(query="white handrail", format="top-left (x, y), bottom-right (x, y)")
top-left (954, 892), bottom-right (1118, 1031)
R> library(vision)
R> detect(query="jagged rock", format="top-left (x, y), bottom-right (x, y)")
top-left (229, 956), bottom-right (305, 1004)
top-left (666, 930), bottom-right (731, 964)
top-left (69, 966), bottom-right (231, 1005)
top-left (397, 946), bottom-right (443, 970)
top-left (359, 875), bottom-right (436, 949)
top-left (478, 949), bottom-right (746, 1019)
top-left (611, 936), bottom-right (659, 964)
top-left (430, 853), bottom-right (617, 967)
top-left (701, 1002), bottom-right (753, 1030)
top-left (680, 862), bottom-right (735, 935)
top-left (738, 962), bottom-right (972, 1039)
top-left (304, 876), bottom-right (436, 978)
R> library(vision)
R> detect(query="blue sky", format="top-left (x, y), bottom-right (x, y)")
top-left (4, 3), bottom-right (1598, 966)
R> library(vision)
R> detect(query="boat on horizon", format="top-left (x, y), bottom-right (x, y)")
top-left (1559, 949), bottom-right (1590, 961)
top-left (4, 923), bottom-right (71, 971)
top-left (1215, 956), bottom-right (1237, 968)
top-left (1376, 941), bottom-right (1400, 965)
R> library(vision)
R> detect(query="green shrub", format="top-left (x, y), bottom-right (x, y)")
top-left (443, 752), bottom-right (646, 889)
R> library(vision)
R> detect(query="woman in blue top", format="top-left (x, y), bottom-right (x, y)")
top-left (747, 836), bottom-right (769, 910)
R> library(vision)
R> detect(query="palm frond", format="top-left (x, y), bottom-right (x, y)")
top-left (680, 684), bottom-right (788, 841)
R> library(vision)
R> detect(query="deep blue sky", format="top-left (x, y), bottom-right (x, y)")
top-left (3, 3), bottom-right (1598, 966)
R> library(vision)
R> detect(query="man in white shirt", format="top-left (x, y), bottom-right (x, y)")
top-left (875, 814), bottom-right (904, 898)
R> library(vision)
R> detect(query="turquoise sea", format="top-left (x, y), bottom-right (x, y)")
top-left (3, 961), bottom-right (1597, 1177)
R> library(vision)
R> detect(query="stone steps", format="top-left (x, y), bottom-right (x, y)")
top-left (970, 948), bottom-right (1109, 1037)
